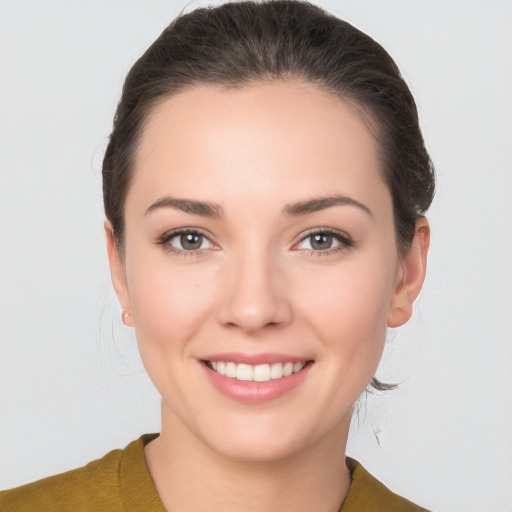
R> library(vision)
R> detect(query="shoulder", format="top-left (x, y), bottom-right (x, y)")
top-left (341, 458), bottom-right (431, 512)
top-left (0, 434), bottom-right (164, 512)
top-left (0, 446), bottom-right (124, 512)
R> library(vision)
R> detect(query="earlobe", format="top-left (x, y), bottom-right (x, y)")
top-left (387, 218), bottom-right (430, 328)
top-left (104, 220), bottom-right (134, 327)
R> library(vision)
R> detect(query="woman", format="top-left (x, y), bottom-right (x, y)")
top-left (1, 1), bottom-right (434, 510)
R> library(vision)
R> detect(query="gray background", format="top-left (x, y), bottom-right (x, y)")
top-left (1, 1), bottom-right (511, 511)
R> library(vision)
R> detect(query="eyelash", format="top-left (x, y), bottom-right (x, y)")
top-left (155, 227), bottom-right (353, 257)
top-left (294, 228), bottom-right (354, 256)
top-left (156, 228), bottom-right (216, 257)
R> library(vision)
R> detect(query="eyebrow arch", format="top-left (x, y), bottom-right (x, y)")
top-left (145, 197), bottom-right (224, 218)
top-left (283, 195), bottom-right (372, 217)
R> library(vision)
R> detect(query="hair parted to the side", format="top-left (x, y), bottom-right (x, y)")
top-left (102, 0), bottom-right (435, 392)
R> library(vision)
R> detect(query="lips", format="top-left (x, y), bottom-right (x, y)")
top-left (201, 354), bottom-right (313, 403)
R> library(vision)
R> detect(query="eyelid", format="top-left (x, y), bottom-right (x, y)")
top-left (156, 227), bottom-right (218, 256)
top-left (293, 227), bottom-right (354, 254)
top-left (155, 226), bottom-right (353, 257)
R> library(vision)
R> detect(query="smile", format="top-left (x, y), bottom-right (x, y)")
top-left (205, 361), bottom-right (307, 382)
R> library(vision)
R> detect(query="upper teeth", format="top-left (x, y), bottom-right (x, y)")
top-left (210, 361), bottom-right (306, 382)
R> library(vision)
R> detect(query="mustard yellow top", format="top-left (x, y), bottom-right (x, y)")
top-left (0, 434), bottom-right (429, 511)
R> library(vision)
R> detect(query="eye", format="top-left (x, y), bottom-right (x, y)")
top-left (295, 229), bottom-right (353, 254)
top-left (157, 229), bottom-right (216, 255)
top-left (304, 233), bottom-right (337, 251)
top-left (172, 232), bottom-right (208, 251)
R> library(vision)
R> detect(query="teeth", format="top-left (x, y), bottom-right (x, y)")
top-left (225, 362), bottom-right (237, 378)
top-left (270, 363), bottom-right (283, 379)
top-left (253, 364), bottom-right (270, 382)
top-left (236, 363), bottom-right (253, 381)
top-left (209, 360), bottom-right (306, 382)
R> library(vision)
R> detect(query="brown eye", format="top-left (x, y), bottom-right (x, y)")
top-left (296, 230), bottom-right (352, 254)
top-left (310, 233), bottom-right (333, 250)
top-left (161, 230), bottom-right (214, 253)
top-left (180, 233), bottom-right (203, 250)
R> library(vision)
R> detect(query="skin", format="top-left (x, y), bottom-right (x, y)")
top-left (106, 80), bottom-right (429, 512)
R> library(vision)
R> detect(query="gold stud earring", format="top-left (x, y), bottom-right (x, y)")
top-left (121, 311), bottom-right (131, 325)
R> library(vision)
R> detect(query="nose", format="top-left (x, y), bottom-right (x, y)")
top-left (217, 248), bottom-right (293, 334)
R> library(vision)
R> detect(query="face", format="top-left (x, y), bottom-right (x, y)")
top-left (107, 80), bottom-right (428, 462)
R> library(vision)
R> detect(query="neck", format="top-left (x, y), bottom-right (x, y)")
top-left (144, 403), bottom-right (352, 512)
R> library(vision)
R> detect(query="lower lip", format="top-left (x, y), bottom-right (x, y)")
top-left (202, 362), bottom-right (313, 404)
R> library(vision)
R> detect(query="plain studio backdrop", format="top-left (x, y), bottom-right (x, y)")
top-left (0, 1), bottom-right (511, 511)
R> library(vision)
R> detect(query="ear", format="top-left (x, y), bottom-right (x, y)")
top-left (387, 218), bottom-right (430, 328)
top-left (104, 220), bottom-right (134, 327)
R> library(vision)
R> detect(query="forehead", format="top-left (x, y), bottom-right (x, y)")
top-left (129, 80), bottom-right (389, 215)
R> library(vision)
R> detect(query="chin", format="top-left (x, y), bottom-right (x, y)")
top-left (194, 411), bottom-right (342, 464)
top-left (208, 430), bottom-right (307, 463)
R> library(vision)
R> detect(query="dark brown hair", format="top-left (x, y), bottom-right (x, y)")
top-left (102, 0), bottom-right (435, 390)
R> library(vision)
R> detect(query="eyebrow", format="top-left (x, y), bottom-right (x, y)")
top-left (283, 195), bottom-right (372, 217)
top-left (144, 194), bottom-right (372, 219)
top-left (145, 197), bottom-right (224, 218)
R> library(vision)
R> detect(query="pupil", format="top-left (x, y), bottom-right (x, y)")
top-left (312, 234), bottom-right (332, 250)
top-left (181, 233), bottom-right (202, 250)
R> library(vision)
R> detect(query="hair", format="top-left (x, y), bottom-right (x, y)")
top-left (102, 0), bottom-right (435, 391)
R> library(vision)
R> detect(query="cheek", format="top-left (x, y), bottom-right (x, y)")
top-left (123, 255), bottom-right (221, 405)
top-left (297, 258), bottom-right (396, 361)
top-left (125, 252), bottom-right (218, 352)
